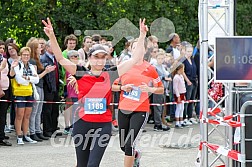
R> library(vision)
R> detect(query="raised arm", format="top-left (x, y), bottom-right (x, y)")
top-left (42, 18), bottom-right (77, 75)
top-left (117, 18), bottom-right (148, 76)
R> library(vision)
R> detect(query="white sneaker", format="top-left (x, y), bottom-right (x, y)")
top-left (9, 125), bottom-right (15, 131)
top-left (175, 125), bottom-right (183, 129)
top-left (184, 119), bottom-right (192, 126)
top-left (24, 136), bottom-right (37, 144)
top-left (4, 125), bottom-right (11, 133)
top-left (17, 137), bottom-right (24, 145)
top-left (189, 118), bottom-right (198, 124)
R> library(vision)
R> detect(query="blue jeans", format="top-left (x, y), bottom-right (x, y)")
top-left (184, 81), bottom-right (198, 119)
top-left (195, 102), bottom-right (200, 117)
top-left (30, 86), bottom-right (44, 134)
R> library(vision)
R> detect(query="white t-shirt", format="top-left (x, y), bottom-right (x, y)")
top-left (173, 48), bottom-right (180, 60)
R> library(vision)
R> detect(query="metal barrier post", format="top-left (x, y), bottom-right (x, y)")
top-left (239, 101), bottom-right (252, 167)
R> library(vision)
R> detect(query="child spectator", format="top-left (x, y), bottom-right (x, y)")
top-left (153, 52), bottom-right (172, 131)
top-left (173, 64), bottom-right (186, 128)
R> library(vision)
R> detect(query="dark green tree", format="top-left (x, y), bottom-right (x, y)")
top-left (0, 0), bottom-right (250, 50)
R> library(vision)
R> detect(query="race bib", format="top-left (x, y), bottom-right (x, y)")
top-left (123, 86), bottom-right (141, 101)
top-left (84, 98), bottom-right (107, 114)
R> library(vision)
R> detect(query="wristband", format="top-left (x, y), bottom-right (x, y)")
top-left (119, 85), bottom-right (122, 91)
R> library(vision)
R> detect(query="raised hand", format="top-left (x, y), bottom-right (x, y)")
top-left (139, 18), bottom-right (148, 36)
top-left (11, 59), bottom-right (19, 68)
top-left (42, 18), bottom-right (55, 38)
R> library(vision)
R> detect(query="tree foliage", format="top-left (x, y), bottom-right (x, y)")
top-left (0, 0), bottom-right (250, 50)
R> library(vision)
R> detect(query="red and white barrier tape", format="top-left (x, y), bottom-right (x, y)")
top-left (0, 99), bottom-right (69, 104)
top-left (200, 108), bottom-right (243, 144)
top-left (0, 99), bottom-right (200, 106)
top-left (207, 108), bottom-right (240, 122)
top-left (205, 142), bottom-right (245, 163)
top-left (196, 108), bottom-right (244, 166)
top-left (150, 99), bottom-right (200, 106)
top-left (195, 142), bottom-right (245, 167)
top-left (195, 142), bottom-right (203, 167)
top-left (201, 116), bottom-right (244, 128)
top-left (201, 108), bottom-right (244, 128)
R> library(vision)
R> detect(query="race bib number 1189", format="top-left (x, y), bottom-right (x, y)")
top-left (84, 98), bottom-right (106, 114)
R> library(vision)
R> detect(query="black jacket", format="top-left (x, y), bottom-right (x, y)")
top-left (40, 52), bottom-right (59, 93)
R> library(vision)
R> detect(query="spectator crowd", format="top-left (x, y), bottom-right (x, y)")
top-left (0, 31), bottom-right (200, 147)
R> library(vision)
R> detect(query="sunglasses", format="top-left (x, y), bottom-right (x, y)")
top-left (70, 55), bottom-right (79, 58)
top-left (22, 54), bottom-right (30, 57)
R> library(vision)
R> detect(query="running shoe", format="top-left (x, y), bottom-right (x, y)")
top-left (4, 125), bottom-right (11, 133)
top-left (181, 123), bottom-right (189, 127)
top-left (0, 140), bottom-right (12, 146)
top-left (154, 125), bottom-right (162, 132)
top-left (148, 120), bottom-right (155, 124)
top-left (112, 120), bottom-right (118, 128)
top-left (183, 119), bottom-right (192, 126)
top-left (112, 120), bottom-right (119, 132)
top-left (17, 137), bottom-right (24, 145)
top-left (23, 135), bottom-right (37, 144)
top-left (154, 125), bottom-right (170, 131)
top-left (63, 129), bottom-right (71, 135)
top-left (189, 118), bottom-right (198, 124)
top-left (175, 125), bottom-right (183, 129)
top-left (162, 125), bottom-right (170, 131)
top-left (9, 125), bottom-right (15, 131)
top-left (133, 149), bottom-right (141, 167)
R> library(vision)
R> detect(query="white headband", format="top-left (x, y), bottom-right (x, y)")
top-left (91, 49), bottom-right (107, 56)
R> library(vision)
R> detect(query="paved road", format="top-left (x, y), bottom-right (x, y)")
top-left (1, 114), bottom-right (202, 167)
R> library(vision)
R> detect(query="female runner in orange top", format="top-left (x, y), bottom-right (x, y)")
top-left (112, 38), bottom-right (164, 167)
